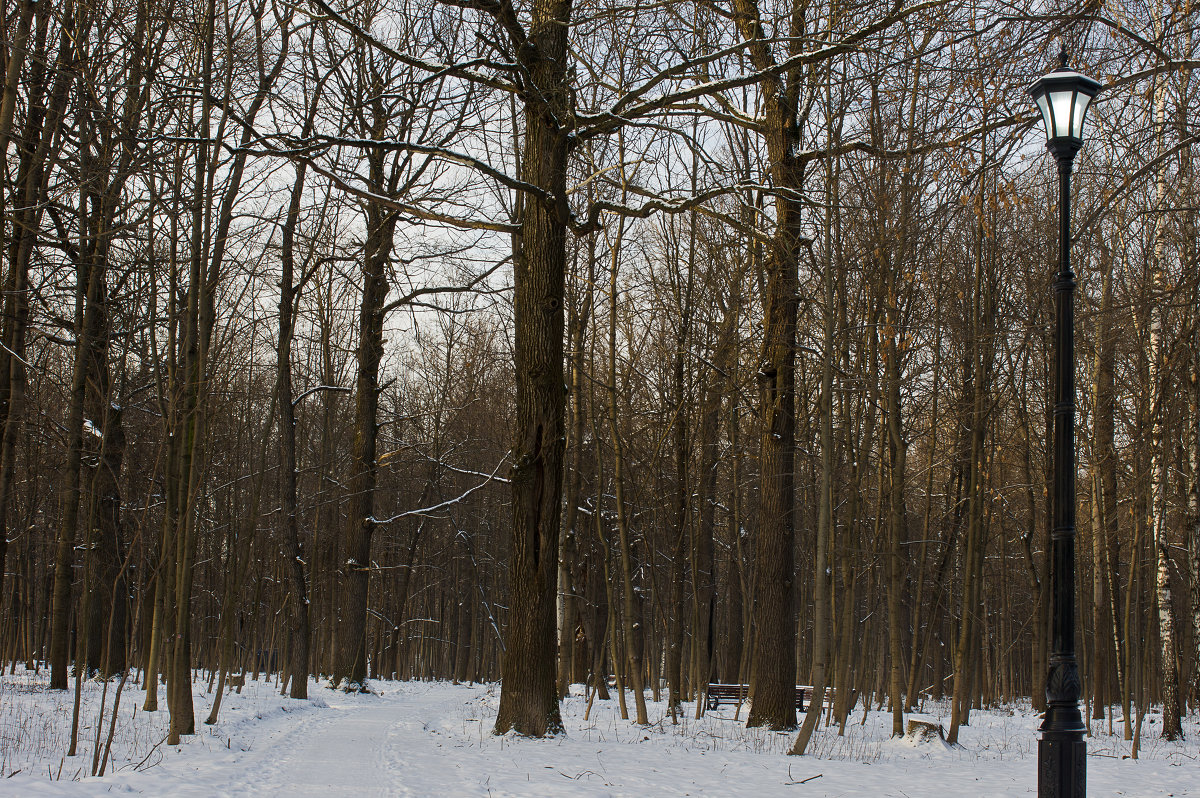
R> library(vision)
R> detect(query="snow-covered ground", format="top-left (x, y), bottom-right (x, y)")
top-left (1, 667), bottom-right (1195, 796)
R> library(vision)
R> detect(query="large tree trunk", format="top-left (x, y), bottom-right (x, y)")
top-left (335, 165), bottom-right (394, 690)
top-left (164, 0), bottom-right (218, 743)
top-left (880, 66), bottom-right (925, 735)
top-left (81, 273), bottom-right (127, 679)
top-left (77, 0), bottom-right (152, 677)
top-left (0, 0), bottom-right (37, 620)
top-left (493, 0), bottom-right (572, 737)
top-left (731, 0), bottom-right (804, 732)
top-left (51, 235), bottom-right (106, 689)
top-left (167, 0), bottom-right (281, 739)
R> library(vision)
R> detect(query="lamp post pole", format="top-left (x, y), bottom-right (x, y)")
top-left (1028, 48), bottom-right (1100, 798)
top-left (1039, 136), bottom-right (1086, 798)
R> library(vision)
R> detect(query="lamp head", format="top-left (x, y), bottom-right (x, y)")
top-left (1028, 48), bottom-right (1102, 162)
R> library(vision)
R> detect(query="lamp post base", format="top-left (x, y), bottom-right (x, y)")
top-left (1038, 736), bottom-right (1086, 798)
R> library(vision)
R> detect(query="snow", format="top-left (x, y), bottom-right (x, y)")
top-left (2, 667), bottom-right (1196, 797)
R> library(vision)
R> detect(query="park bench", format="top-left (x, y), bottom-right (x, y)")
top-left (704, 683), bottom-right (836, 711)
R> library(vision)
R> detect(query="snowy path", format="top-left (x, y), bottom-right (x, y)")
top-left (140, 687), bottom-right (508, 798)
top-left (5, 676), bottom-right (1198, 797)
top-left (175, 699), bottom-right (405, 797)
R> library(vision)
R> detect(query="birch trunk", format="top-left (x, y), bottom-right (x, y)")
top-left (1147, 13), bottom-right (1182, 736)
top-left (1189, 333), bottom-right (1200, 709)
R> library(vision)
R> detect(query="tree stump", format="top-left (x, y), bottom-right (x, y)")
top-left (905, 717), bottom-right (946, 742)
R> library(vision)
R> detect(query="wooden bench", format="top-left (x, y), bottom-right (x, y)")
top-left (704, 683), bottom-right (835, 711)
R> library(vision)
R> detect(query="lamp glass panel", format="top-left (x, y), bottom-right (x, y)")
top-left (1071, 92), bottom-right (1093, 138)
top-left (1035, 93), bottom-right (1052, 138)
top-left (1050, 89), bottom-right (1075, 138)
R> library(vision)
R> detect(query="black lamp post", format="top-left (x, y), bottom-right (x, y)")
top-left (1027, 48), bottom-right (1101, 798)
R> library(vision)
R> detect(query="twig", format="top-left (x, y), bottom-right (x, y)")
top-left (784, 765), bottom-right (823, 785)
top-left (134, 733), bottom-right (170, 772)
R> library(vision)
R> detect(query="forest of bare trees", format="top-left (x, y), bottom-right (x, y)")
top-left (0, 0), bottom-right (1197, 756)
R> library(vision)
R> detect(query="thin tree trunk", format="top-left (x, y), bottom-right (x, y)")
top-left (1147, 24), bottom-right (1181, 736)
top-left (37, 2), bottom-right (87, 691)
top-left (277, 148), bottom-right (316, 699)
top-left (666, 246), bottom-right (692, 721)
top-left (605, 215), bottom-right (649, 727)
top-left (558, 240), bottom-right (593, 698)
top-left (1091, 241), bottom-right (1120, 721)
top-left (1189, 326), bottom-right (1200, 709)
top-left (948, 157), bottom-right (993, 743)
top-left (692, 300), bottom-right (736, 715)
top-left (790, 189), bottom-right (835, 756)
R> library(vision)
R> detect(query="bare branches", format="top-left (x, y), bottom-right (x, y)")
top-left (291, 384), bottom-right (352, 407)
top-left (383, 256), bottom-right (508, 313)
top-left (305, 0), bottom-right (517, 93)
top-left (371, 454), bottom-right (509, 524)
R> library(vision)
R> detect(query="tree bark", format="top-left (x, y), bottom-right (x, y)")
top-left (0, 0), bottom-right (37, 619)
top-left (731, 0), bottom-right (805, 732)
top-left (29, 1), bottom-right (84, 691)
top-left (493, 0), bottom-right (573, 737)
top-left (278, 159), bottom-right (313, 699)
top-left (605, 215), bottom-right (649, 727)
top-left (948, 156), bottom-right (994, 744)
top-left (790, 187), bottom-right (835, 756)
top-left (1147, 27), bottom-right (1182, 736)
top-left (335, 159), bottom-right (395, 690)
top-left (558, 241), bottom-right (593, 698)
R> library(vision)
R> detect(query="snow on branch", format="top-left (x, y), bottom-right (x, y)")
top-left (370, 453), bottom-right (510, 525)
top-left (305, 0), bottom-right (518, 94)
top-left (296, 136), bottom-right (552, 205)
top-left (292, 385), bottom-right (352, 407)
top-left (382, 255), bottom-right (509, 313)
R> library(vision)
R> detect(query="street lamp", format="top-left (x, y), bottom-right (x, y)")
top-left (1027, 47), bottom-right (1101, 798)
